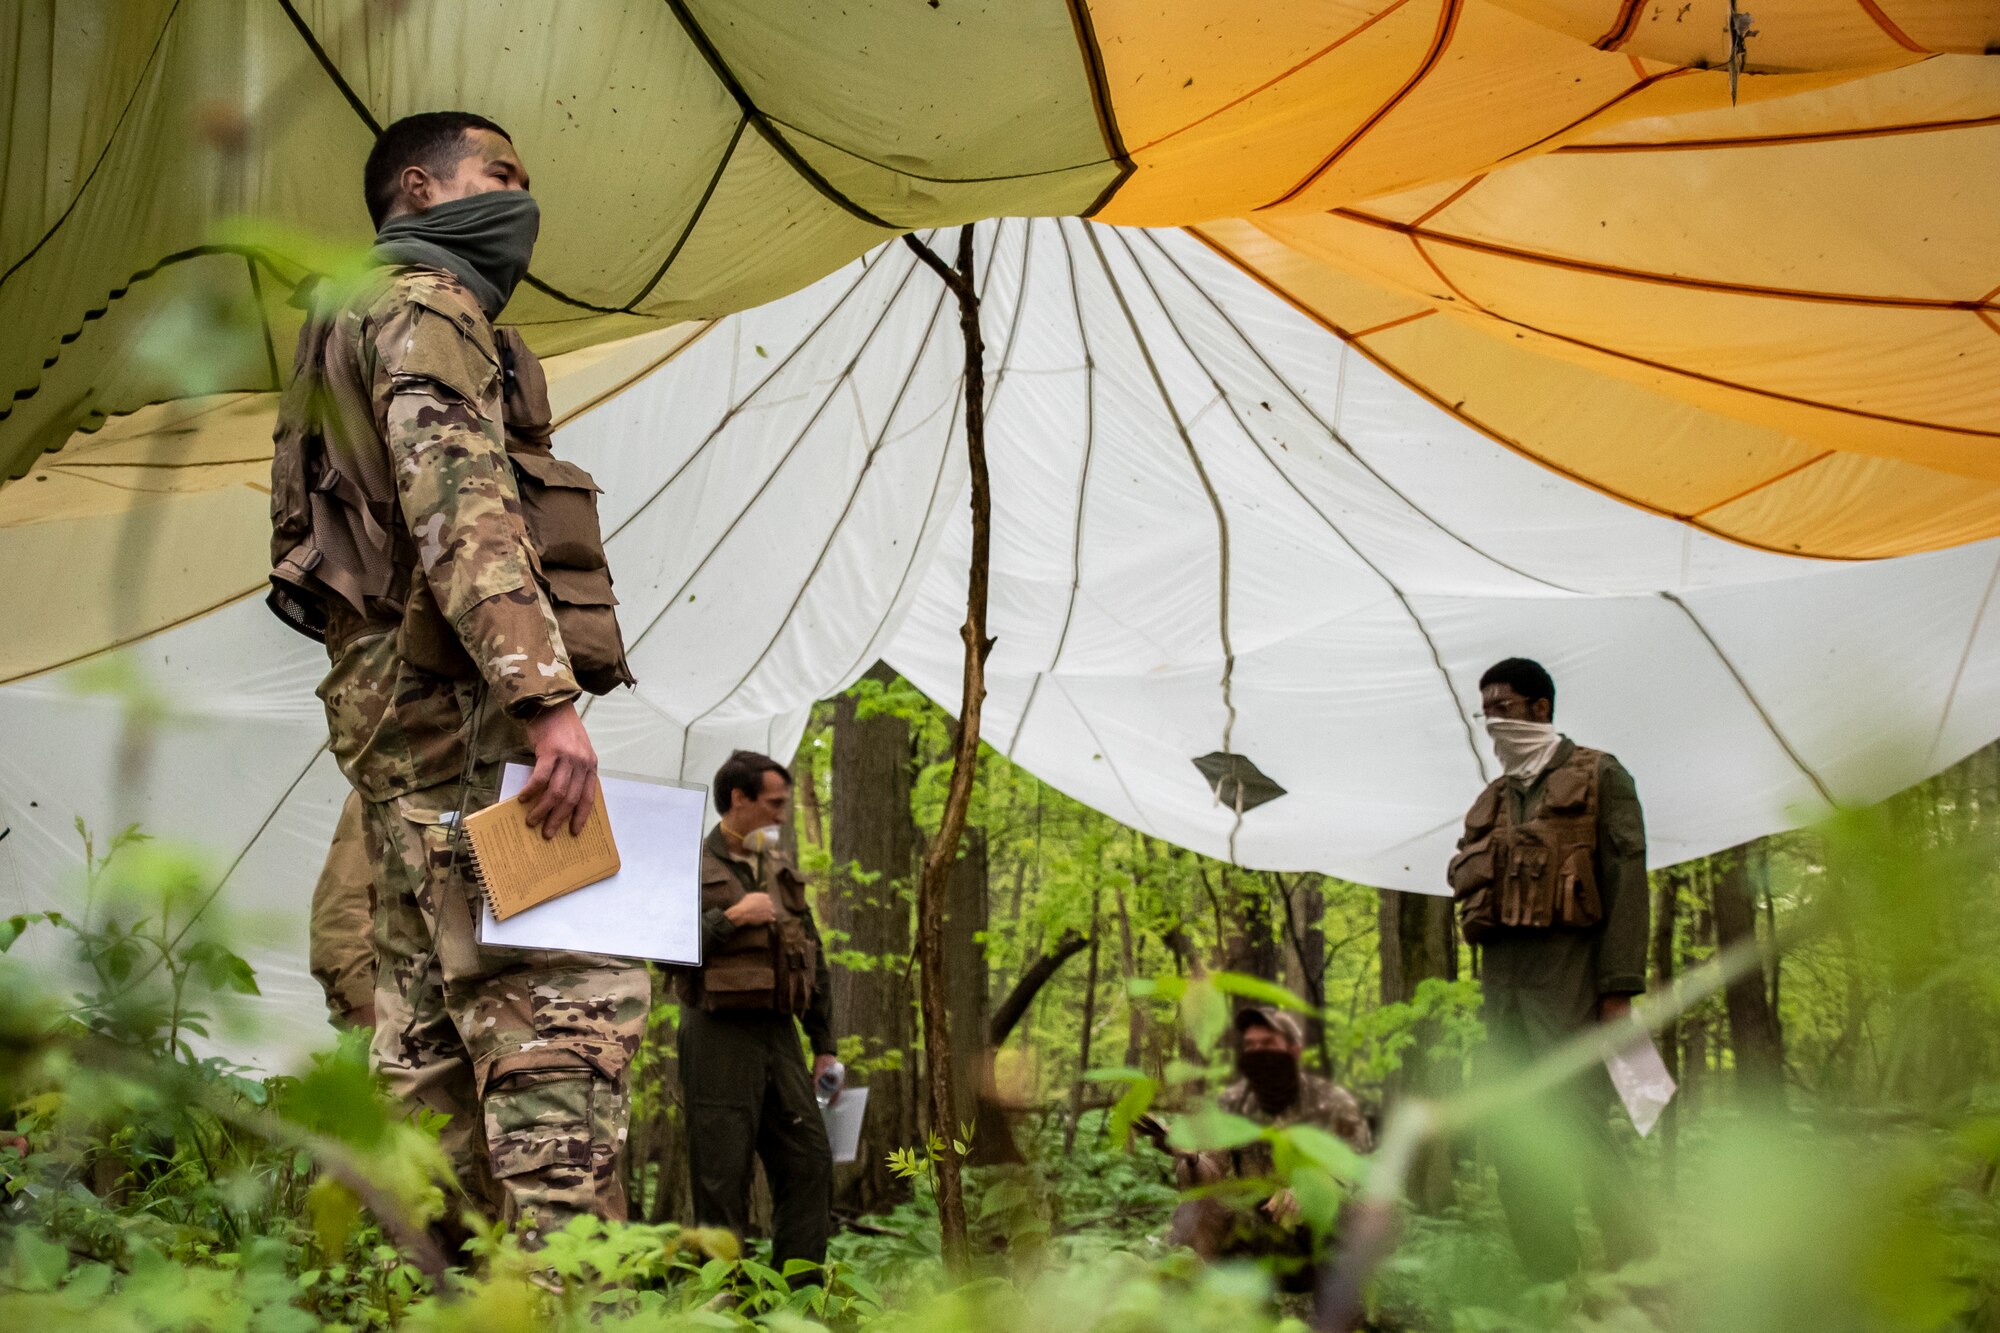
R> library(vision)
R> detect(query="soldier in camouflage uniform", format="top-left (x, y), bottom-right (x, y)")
top-left (1162, 1007), bottom-right (1371, 1277)
top-left (269, 112), bottom-right (647, 1240)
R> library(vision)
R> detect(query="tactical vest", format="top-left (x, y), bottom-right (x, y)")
top-left (680, 838), bottom-right (818, 1016)
top-left (1447, 744), bottom-right (1606, 946)
top-left (267, 272), bottom-right (634, 694)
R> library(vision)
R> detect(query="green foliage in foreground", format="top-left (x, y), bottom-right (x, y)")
top-left (0, 785), bottom-right (1997, 1330)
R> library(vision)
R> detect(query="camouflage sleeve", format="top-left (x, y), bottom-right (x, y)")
top-left (372, 298), bottom-right (579, 718)
top-left (1594, 755), bottom-right (1651, 998)
top-left (1327, 1087), bottom-right (1373, 1154)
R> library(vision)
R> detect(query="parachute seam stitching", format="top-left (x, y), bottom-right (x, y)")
top-left (845, 226), bottom-right (1022, 693)
top-left (657, 0), bottom-right (898, 230)
top-left (1659, 592), bottom-right (1836, 805)
top-left (1113, 227), bottom-right (1490, 786)
top-left (0, 0), bottom-right (187, 293)
top-left (1183, 224), bottom-right (1872, 561)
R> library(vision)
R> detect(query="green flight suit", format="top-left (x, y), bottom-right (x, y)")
top-left (676, 827), bottom-right (836, 1276)
top-left (1471, 738), bottom-right (1654, 1280)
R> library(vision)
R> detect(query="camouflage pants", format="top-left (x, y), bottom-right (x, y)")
top-left (364, 779), bottom-right (650, 1241)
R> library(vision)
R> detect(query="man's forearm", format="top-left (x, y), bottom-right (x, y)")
top-left (700, 906), bottom-right (738, 957)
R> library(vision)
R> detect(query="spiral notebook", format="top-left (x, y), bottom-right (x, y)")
top-left (461, 780), bottom-right (620, 920)
top-left (475, 763), bottom-right (708, 965)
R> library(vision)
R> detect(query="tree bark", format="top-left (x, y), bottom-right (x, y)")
top-left (1066, 892), bottom-right (1104, 1154)
top-left (1275, 873), bottom-right (1330, 1054)
top-left (1713, 843), bottom-right (1784, 1103)
top-left (1683, 886), bottom-right (1715, 1115)
top-left (901, 225), bottom-right (990, 1268)
top-left (1112, 881), bottom-right (1148, 1068)
top-left (826, 662), bottom-right (919, 1214)
top-left (1222, 867), bottom-right (1283, 983)
top-left (1376, 888), bottom-right (1459, 1211)
top-left (1648, 865), bottom-right (1681, 1191)
top-left (942, 830), bottom-right (1017, 1164)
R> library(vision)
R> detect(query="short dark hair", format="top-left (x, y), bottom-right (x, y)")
top-left (1480, 657), bottom-right (1556, 712)
top-left (362, 111), bottom-right (511, 227)
top-left (713, 750), bottom-right (792, 815)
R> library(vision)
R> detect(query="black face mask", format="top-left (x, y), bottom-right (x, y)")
top-left (372, 190), bottom-right (541, 319)
top-left (1237, 1048), bottom-right (1301, 1115)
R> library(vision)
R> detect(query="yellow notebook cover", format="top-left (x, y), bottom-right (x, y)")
top-left (462, 785), bottom-right (620, 921)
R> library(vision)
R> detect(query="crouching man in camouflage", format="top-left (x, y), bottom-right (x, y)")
top-left (1157, 1008), bottom-right (1371, 1284)
top-left (268, 111), bottom-right (644, 1241)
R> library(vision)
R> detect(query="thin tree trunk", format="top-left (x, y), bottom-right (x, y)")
top-left (1755, 841), bottom-right (1782, 1053)
top-left (1649, 866), bottom-right (1681, 1192)
top-left (1376, 887), bottom-right (1458, 1212)
top-left (1113, 882), bottom-right (1145, 1068)
top-left (1714, 844), bottom-right (1784, 1104)
top-left (1683, 885), bottom-right (1716, 1116)
top-left (901, 225), bottom-right (990, 1269)
top-left (1066, 891), bottom-right (1104, 1153)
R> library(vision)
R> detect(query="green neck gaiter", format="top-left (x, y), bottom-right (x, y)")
top-left (372, 191), bottom-right (541, 319)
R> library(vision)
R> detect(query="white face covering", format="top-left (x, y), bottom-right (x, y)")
top-left (1486, 718), bottom-right (1562, 779)
top-left (741, 825), bottom-right (783, 854)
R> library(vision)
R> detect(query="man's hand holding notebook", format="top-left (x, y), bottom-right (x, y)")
top-left (462, 784), bottom-right (621, 921)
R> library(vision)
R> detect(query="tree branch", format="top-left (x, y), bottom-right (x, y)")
top-left (906, 223), bottom-right (991, 1270)
top-left (988, 930), bottom-right (1089, 1047)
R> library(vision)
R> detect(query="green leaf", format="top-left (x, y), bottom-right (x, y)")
top-left (1209, 972), bottom-right (1312, 1012)
top-left (1276, 1124), bottom-right (1365, 1182)
top-left (1081, 1066), bottom-right (1149, 1084)
top-left (1168, 1106), bottom-right (1267, 1152)
top-left (1107, 1078), bottom-right (1158, 1147)
top-left (7, 1228), bottom-right (69, 1291)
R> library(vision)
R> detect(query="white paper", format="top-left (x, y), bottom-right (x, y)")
top-left (821, 1086), bottom-right (871, 1165)
top-left (1604, 1036), bottom-right (1677, 1137)
top-left (477, 765), bottom-right (706, 965)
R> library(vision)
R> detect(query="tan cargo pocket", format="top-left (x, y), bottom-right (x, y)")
top-left (510, 449), bottom-right (607, 568)
top-left (483, 1066), bottom-right (594, 1180)
top-left (702, 963), bottom-right (779, 1012)
top-left (1556, 848), bottom-right (1603, 928)
top-left (1456, 886), bottom-right (1496, 946)
top-left (1447, 839), bottom-right (1494, 898)
top-left (391, 303), bottom-right (501, 409)
top-left (509, 449), bottom-right (634, 694)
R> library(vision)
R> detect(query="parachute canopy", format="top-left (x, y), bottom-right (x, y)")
top-left (3, 4), bottom-right (1998, 1058)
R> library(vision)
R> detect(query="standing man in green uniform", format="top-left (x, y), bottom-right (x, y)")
top-left (1449, 657), bottom-right (1653, 1280)
top-left (678, 750), bottom-right (837, 1278)
top-left (267, 111), bottom-right (646, 1241)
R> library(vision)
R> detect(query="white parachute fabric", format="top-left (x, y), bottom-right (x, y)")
top-left (3, 218), bottom-right (1998, 1065)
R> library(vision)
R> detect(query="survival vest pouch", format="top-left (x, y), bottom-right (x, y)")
top-left (495, 328), bottom-right (635, 696)
top-left (266, 280), bottom-right (634, 695)
top-left (1448, 745), bottom-right (1606, 946)
top-left (691, 853), bottom-right (818, 1015)
top-left (268, 284), bottom-right (400, 644)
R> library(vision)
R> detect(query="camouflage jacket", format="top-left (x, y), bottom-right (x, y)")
top-left (1217, 1071), bottom-right (1374, 1155)
top-left (300, 266), bottom-right (578, 802)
